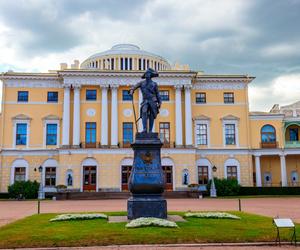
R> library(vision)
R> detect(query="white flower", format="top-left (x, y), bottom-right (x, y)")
top-left (184, 212), bottom-right (240, 220)
top-left (50, 213), bottom-right (108, 222)
top-left (126, 217), bottom-right (178, 228)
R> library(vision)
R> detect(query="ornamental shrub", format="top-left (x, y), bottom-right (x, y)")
top-left (8, 180), bottom-right (40, 199)
top-left (208, 178), bottom-right (240, 196)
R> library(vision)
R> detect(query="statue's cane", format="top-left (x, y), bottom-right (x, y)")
top-left (131, 92), bottom-right (139, 132)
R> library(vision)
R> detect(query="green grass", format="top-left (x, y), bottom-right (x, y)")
top-left (0, 211), bottom-right (298, 248)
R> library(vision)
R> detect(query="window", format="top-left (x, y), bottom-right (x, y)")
top-left (125, 57), bottom-right (128, 70)
top-left (138, 58), bottom-right (142, 70)
top-left (47, 92), bottom-right (58, 102)
top-left (261, 125), bottom-right (276, 143)
top-left (17, 91), bottom-right (28, 102)
top-left (14, 167), bottom-right (26, 182)
top-left (122, 90), bottom-right (133, 101)
top-left (123, 122), bottom-right (133, 145)
top-left (159, 90), bottom-right (169, 101)
top-left (86, 89), bottom-right (97, 101)
top-left (225, 124), bottom-right (236, 145)
top-left (46, 124), bottom-right (57, 145)
top-left (45, 167), bottom-right (56, 187)
top-left (198, 166), bottom-right (209, 184)
top-left (111, 58), bottom-right (114, 70)
top-left (224, 92), bottom-right (234, 103)
top-left (16, 123), bottom-right (27, 145)
top-left (129, 58), bottom-right (132, 70)
top-left (162, 166), bottom-right (173, 188)
top-left (121, 58), bottom-right (124, 70)
top-left (196, 92), bottom-right (206, 103)
top-left (226, 166), bottom-right (237, 180)
top-left (85, 122), bottom-right (96, 146)
top-left (159, 122), bottom-right (170, 145)
top-left (289, 128), bottom-right (298, 141)
top-left (196, 124), bottom-right (207, 145)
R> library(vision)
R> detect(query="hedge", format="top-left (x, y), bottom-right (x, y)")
top-left (8, 180), bottom-right (40, 199)
top-left (207, 178), bottom-right (240, 196)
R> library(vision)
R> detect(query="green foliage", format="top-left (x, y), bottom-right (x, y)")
top-left (239, 187), bottom-right (300, 196)
top-left (8, 180), bottom-right (40, 199)
top-left (208, 178), bottom-right (240, 196)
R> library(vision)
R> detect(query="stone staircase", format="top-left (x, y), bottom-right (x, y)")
top-left (54, 191), bottom-right (200, 200)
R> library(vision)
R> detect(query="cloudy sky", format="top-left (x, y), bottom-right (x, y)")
top-left (0, 0), bottom-right (299, 111)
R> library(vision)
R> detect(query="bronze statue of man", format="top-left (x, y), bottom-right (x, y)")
top-left (130, 68), bottom-right (161, 133)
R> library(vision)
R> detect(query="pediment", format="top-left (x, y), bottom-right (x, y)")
top-left (11, 114), bottom-right (31, 120)
top-left (193, 115), bottom-right (211, 120)
top-left (42, 115), bottom-right (61, 120)
top-left (221, 114), bottom-right (240, 120)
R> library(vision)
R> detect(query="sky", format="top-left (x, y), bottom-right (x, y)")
top-left (0, 0), bottom-right (300, 111)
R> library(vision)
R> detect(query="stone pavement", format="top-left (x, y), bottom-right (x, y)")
top-left (1, 197), bottom-right (300, 227)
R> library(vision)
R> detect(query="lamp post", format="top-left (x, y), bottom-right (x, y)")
top-left (38, 166), bottom-right (45, 200)
top-left (210, 165), bottom-right (217, 198)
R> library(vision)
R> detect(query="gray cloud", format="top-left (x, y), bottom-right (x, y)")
top-left (0, 0), bottom-right (299, 111)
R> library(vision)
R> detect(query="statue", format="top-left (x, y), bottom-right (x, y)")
top-left (127, 68), bottom-right (167, 220)
top-left (130, 68), bottom-right (161, 133)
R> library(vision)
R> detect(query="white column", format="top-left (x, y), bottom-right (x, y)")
top-left (118, 57), bottom-right (121, 70)
top-left (72, 85), bottom-right (81, 147)
top-left (62, 85), bottom-right (70, 146)
top-left (111, 85), bottom-right (118, 147)
top-left (101, 85), bottom-right (109, 146)
top-left (255, 155), bottom-right (262, 187)
top-left (132, 58), bottom-right (135, 70)
top-left (185, 85), bottom-right (193, 146)
top-left (280, 154), bottom-right (288, 187)
top-left (127, 58), bottom-right (130, 70)
top-left (175, 85), bottom-right (183, 146)
top-left (138, 89), bottom-right (143, 132)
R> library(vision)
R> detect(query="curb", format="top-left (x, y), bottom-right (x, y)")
top-left (4, 242), bottom-right (299, 249)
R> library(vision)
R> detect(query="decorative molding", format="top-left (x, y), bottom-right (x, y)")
top-left (5, 101), bottom-right (62, 105)
top-left (11, 114), bottom-right (32, 121)
top-left (192, 102), bottom-right (247, 107)
top-left (160, 109), bottom-right (169, 117)
top-left (123, 109), bottom-right (133, 117)
top-left (42, 115), bottom-right (61, 121)
top-left (250, 115), bottom-right (284, 121)
top-left (193, 82), bottom-right (246, 90)
top-left (4, 79), bottom-right (62, 88)
top-left (86, 108), bottom-right (96, 117)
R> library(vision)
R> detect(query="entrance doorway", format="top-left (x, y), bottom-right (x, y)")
top-left (162, 165), bottom-right (173, 190)
top-left (121, 165), bottom-right (132, 191)
top-left (83, 166), bottom-right (97, 191)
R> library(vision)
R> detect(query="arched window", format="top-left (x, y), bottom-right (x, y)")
top-left (261, 125), bottom-right (276, 146)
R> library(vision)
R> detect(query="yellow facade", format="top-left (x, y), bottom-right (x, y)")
top-left (0, 44), bottom-right (299, 194)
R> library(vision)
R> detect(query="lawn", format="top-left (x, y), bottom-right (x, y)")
top-left (0, 211), bottom-right (298, 248)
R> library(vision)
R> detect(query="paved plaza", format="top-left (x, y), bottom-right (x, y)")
top-left (1, 197), bottom-right (300, 228)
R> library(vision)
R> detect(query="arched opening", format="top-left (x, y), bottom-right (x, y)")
top-left (224, 158), bottom-right (241, 184)
top-left (10, 159), bottom-right (29, 184)
top-left (81, 158), bottom-right (98, 192)
top-left (261, 124), bottom-right (277, 148)
top-left (285, 123), bottom-right (300, 147)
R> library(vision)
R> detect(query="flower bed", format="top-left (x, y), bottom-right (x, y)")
top-left (126, 217), bottom-right (178, 228)
top-left (184, 212), bottom-right (240, 220)
top-left (50, 213), bottom-right (108, 222)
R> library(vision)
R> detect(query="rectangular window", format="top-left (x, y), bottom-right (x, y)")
top-left (125, 57), bottom-right (128, 70)
top-left (198, 166), bottom-right (208, 185)
top-left (122, 90), bottom-right (133, 101)
top-left (123, 122), bottom-right (133, 146)
top-left (17, 91), bottom-right (28, 102)
top-left (143, 59), bottom-right (146, 70)
top-left (224, 92), bottom-right (234, 103)
top-left (121, 58), bottom-right (124, 70)
top-left (85, 122), bottom-right (96, 147)
top-left (16, 123), bottom-right (27, 145)
top-left (138, 58), bottom-right (142, 70)
top-left (196, 124), bottom-right (207, 145)
top-left (159, 122), bottom-right (170, 145)
top-left (289, 128), bottom-right (298, 141)
top-left (45, 167), bottom-right (56, 187)
top-left (129, 58), bottom-right (132, 70)
top-left (227, 166), bottom-right (237, 180)
top-left (122, 165), bottom-right (132, 184)
top-left (225, 124), bottom-right (236, 145)
top-left (47, 91), bottom-right (58, 102)
top-left (196, 92), bottom-right (206, 103)
top-left (46, 124), bottom-right (57, 145)
top-left (159, 90), bottom-right (169, 101)
top-left (14, 167), bottom-right (26, 182)
top-left (86, 89), bottom-right (97, 101)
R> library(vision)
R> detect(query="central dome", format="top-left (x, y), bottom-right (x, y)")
top-left (80, 44), bottom-right (171, 71)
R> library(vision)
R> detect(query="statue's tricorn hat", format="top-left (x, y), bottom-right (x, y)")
top-left (142, 68), bottom-right (159, 79)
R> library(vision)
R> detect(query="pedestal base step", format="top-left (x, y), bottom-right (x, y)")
top-left (108, 215), bottom-right (186, 223)
top-left (127, 196), bottom-right (167, 219)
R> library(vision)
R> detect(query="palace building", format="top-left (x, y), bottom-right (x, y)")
top-left (0, 43), bottom-right (299, 194)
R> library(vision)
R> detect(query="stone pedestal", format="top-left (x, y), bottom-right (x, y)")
top-left (127, 132), bottom-right (167, 219)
